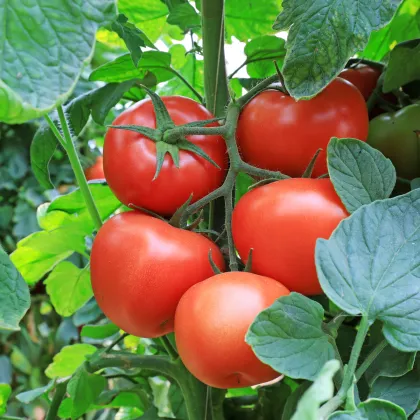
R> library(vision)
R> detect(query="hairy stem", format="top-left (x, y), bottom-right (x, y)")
top-left (355, 339), bottom-right (388, 381)
top-left (56, 106), bottom-right (103, 230)
top-left (45, 381), bottom-right (67, 420)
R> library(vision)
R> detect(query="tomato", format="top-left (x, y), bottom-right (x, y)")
top-left (232, 178), bottom-right (348, 295)
top-left (236, 78), bottom-right (369, 178)
top-left (339, 65), bottom-right (381, 100)
top-left (174, 272), bottom-right (289, 388)
top-left (84, 156), bottom-right (105, 181)
top-left (104, 96), bottom-right (227, 215)
top-left (91, 211), bottom-right (225, 338)
top-left (368, 104), bottom-right (420, 179)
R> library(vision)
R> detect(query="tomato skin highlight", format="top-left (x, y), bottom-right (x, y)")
top-left (84, 156), bottom-right (105, 181)
top-left (232, 178), bottom-right (348, 295)
top-left (174, 272), bottom-right (289, 389)
top-left (104, 96), bottom-right (227, 215)
top-left (368, 104), bottom-right (420, 180)
top-left (339, 65), bottom-right (381, 100)
top-left (90, 211), bottom-right (225, 338)
top-left (236, 78), bottom-right (369, 178)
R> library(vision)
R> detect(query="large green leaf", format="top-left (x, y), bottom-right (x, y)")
top-left (45, 344), bottom-right (97, 379)
top-left (362, 0), bottom-right (420, 61)
top-left (16, 381), bottom-right (55, 404)
top-left (167, 3), bottom-right (200, 32)
top-left (327, 138), bottom-right (396, 213)
top-left (329, 399), bottom-right (407, 419)
top-left (89, 51), bottom-right (174, 84)
top-left (0, 246), bottom-right (30, 331)
top-left (0, 384), bottom-right (11, 416)
top-left (67, 366), bottom-right (106, 419)
top-left (369, 372), bottom-right (420, 416)
top-left (0, 0), bottom-right (116, 124)
top-left (316, 189), bottom-right (420, 352)
top-left (383, 39), bottom-right (420, 92)
top-left (45, 262), bottom-right (92, 317)
top-left (290, 359), bottom-right (340, 420)
top-left (118, 0), bottom-right (169, 42)
top-left (246, 293), bottom-right (335, 381)
top-left (31, 81), bottom-right (136, 189)
top-left (225, 0), bottom-right (282, 42)
top-left (274, 0), bottom-right (400, 99)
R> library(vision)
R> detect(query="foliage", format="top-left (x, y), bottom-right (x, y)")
top-left (1, 0), bottom-right (420, 419)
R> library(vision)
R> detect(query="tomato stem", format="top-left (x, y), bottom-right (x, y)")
top-left (45, 381), bottom-right (67, 420)
top-left (48, 107), bottom-right (103, 231)
top-left (159, 335), bottom-right (179, 361)
top-left (355, 339), bottom-right (388, 381)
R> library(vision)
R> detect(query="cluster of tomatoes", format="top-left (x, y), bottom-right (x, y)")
top-left (87, 64), bottom-right (415, 389)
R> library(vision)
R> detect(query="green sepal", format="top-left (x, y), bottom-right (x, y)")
top-left (185, 210), bottom-right (203, 231)
top-left (302, 148), bottom-right (322, 178)
top-left (182, 117), bottom-right (225, 128)
top-left (177, 139), bottom-right (221, 169)
top-left (208, 249), bottom-right (222, 275)
top-left (244, 248), bottom-right (253, 272)
top-left (154, 142), bottom-right (180, 180)
top-left (141, 85), bottom-right (175, 130)
top-left (108, 124), bottom-right (159, 141)
top-left (127, 204), bottom-right (167, 222)
top-left (248, 177), bottom-right (278, 191)
top-left (169, 194), bottom-right (193, 227)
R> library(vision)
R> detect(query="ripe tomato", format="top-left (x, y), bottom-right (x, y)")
top-left (84, 156), bottom-right (105, 181)
top-left (368, 104), bottom-right (420, 179)
top-left (174, 272), bottom-right (289, 388)
top-left (104, 96), bottom-right (227, 215)
top-left (339, 65), bottom-right (381, 100)
top-left (232, 178), bottom-right (348, 295)
top-left (236, 78), bottom-right (369, 178)
top-left (91, 211), bottom-right (225, 338)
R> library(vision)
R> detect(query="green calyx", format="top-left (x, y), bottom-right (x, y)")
top-left (108, 86), bottom-right (221, 180)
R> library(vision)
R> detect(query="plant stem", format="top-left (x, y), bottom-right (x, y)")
top-left (169, 67), bottom-right (204, 104)
top-left (45, 381), bottom-right (67, 420)
top-left (202, 0), bottom-right (229, 116)
top-left (228, 54), bottom-right (286, 79)
top-left (237, 75), bottom-right (278, 107)
top-left (319, 316), bottom-right (370, 419)
top-left (56, 106), bottom-right (103, 230)
top-left (104, 332), bottom-right (128, 353)
top-left (159, 335), bottom-right (179, 361)
top-left (224, 171), bottom-right (238, 271)
top-left (355, 339), bottom-right (388, 381)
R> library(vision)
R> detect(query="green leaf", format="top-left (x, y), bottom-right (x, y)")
top-left (365, 346), bottom-right (416, 387)
top-left (246, 293), bottom-right (336, 381)
top-left (244, 36), bottom-right (286, 78)
top-left (111, 14), bottom-right (155, 67)
top-left (16, 381), bottom-right (55, 404)
top-left (290, 359), bottom-right (340, 420)
top-left (119, 0), bottom-right (169, 43)
top-left (67, 366), bottom-right (106, 419)
top-left (413, 410), bottom-right (420, 420)
top-left (0, 384), bottom-right (11, 416)
top-left (0, 0), bottom-right (116, 124)
top-left (81, 322), bottom-right (119, 339)
top-left (362, 0), bottom-right (420, 61)
top-left (90, 51), bottom-right (174, 84)
top-left (11, 346), bottom-right (32, 374)
top-left (0, 356), bottom-right (12, 384)
top-left (383, 39), bottom-right (420, 92)
top-left (167, 3), bottom-right (200, 32)
top-left (316, 189), bottom-right (420, 352)
top-left (225, 0), bottom-right (282, 42)
top-left (45, 262), bottom-right (92, 317)
top-left (31, 81), bottom-right (135, 189)
top-left (282, 382), bottom-right (312, 420)
top-left (274, 0), bottom-right (399, 99)
top-left (327, 138), bottom-right (396, 213)
top-left (257, 382), bottom-right (292, 419)
top-left (369, 372), bottom-right (420, 416)
top-left (329, 398), bottom-right (407, 420)
top-left (45, 344), bottom-right (97, 379)
top-left (0, 245), bottom-right (30, 331)
top-left (168, 384), bottom-right (187, 419)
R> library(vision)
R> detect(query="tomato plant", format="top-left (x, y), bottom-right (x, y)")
top-left (91, 211), bottom-right (225, 338)
top-left (236, 78), bottom-right (369, 177)
top-left (175, 272), bottom-right (289, 388)
top-left (1, 1), bottom-right (420, 420)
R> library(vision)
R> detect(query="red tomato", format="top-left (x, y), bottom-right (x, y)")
top-left (232, 178), bottom-right (348, 295)
top-left (174, 272), bottom-right (289, 388)
top-left (104, 96), bottom-right (227, 215)
top-left (339, 65), bottom-right (381, 100)
top-left (236, 78), bottom-right (369, 178)
top-left (90, 211), bottom-right (225, 338)
top-left (84, 156), bottom-right (105, 181)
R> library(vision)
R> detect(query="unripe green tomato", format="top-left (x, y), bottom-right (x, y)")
top-left (367, 104), bottom-right (420, 179)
